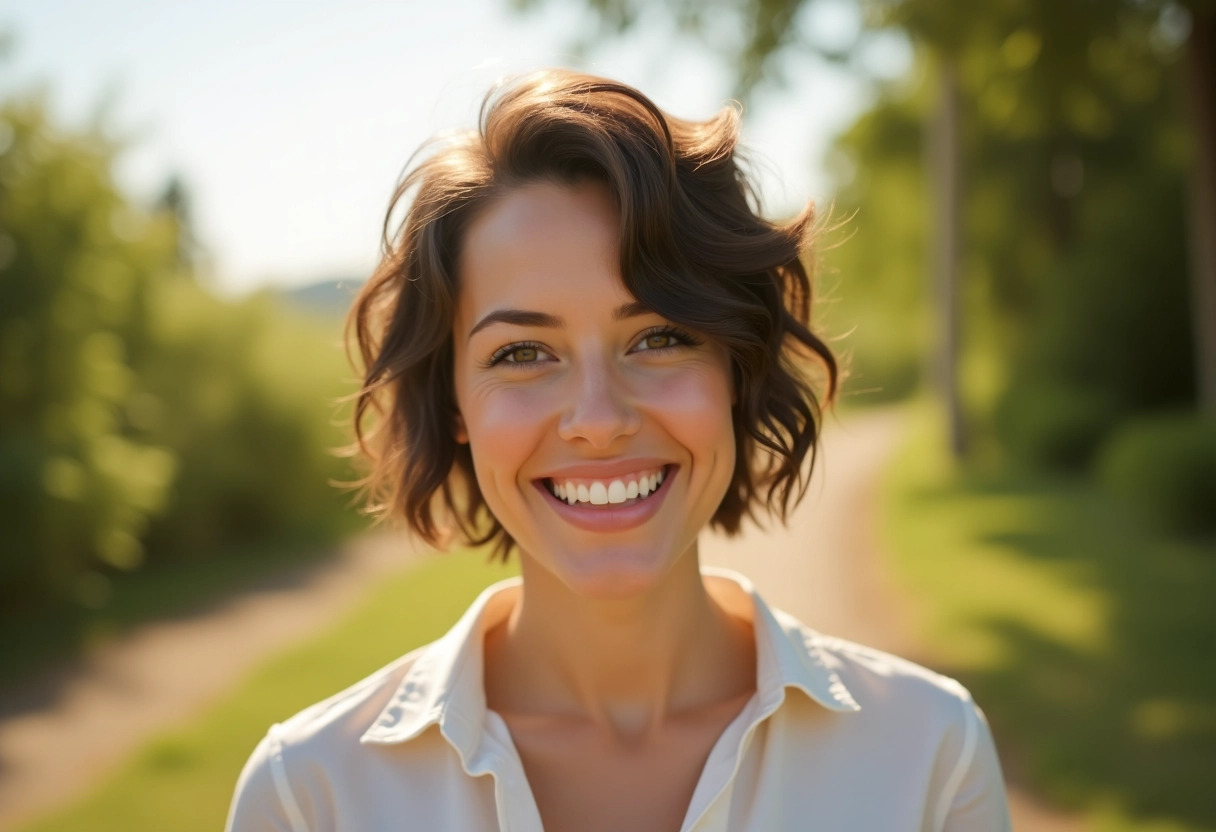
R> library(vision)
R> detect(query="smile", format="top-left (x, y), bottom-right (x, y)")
top-left (532, 465), bottom-right (677, 533)
top-left (544, 467), bottom-right (667, 506)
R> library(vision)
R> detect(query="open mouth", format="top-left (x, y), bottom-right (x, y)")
top-left (539, 464), bottom-right (673, 509)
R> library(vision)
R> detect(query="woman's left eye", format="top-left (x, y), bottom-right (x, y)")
top-left (633, 327), bottom-right (700, 353)
top-left (640, 333), bottom-right (677, 350)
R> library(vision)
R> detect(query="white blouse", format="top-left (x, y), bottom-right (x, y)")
top-left (226, 567), bottom-right (1012, 831)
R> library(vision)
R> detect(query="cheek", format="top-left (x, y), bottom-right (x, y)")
top-left (639, 367), bottom-right (736, 457)
top-left (466, 384), bottom-right (555, 433)
top-left (462, 385), bottom-right (554, 483)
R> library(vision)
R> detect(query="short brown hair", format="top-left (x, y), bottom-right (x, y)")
top-left (346, 69), bottom-right (838, 559)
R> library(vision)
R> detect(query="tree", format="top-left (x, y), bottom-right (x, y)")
top-left (155, 173), bottom-right (201, 270)
top-left (822, 4), bottom-right (1194, 472)
top-left (1179, 2), bottom-right (1216, 409)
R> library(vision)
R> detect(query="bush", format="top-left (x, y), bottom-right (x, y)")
top-left (0, 93), bottom-right (180, 610)
top-left (994, 382), bottom-right (1123, 472)
top-left (139, 281), bottom-right (356, 562)
top-left (1096, 412), bottom-right (1216, 536)
top-left (0, 91), bottom-right (358, 614)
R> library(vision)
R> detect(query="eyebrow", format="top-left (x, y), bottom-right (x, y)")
top-left (467, 301), bottom-right (652, 340)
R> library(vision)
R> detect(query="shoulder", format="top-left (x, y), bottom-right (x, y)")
top-left (273, 645), bottom-right (426, 749)
top-left (766, 605), bottom-right (980, 724)
top-left (225, 646), bottom-right (427, 831)
top-left (814, 632), bottom-right (978, 720)
top-left (792, 628), bottom-right (1011, 830)
top-left (804, 628), bottom-right (988, 762)
top-left (773, 607), bottom-right (997, 755)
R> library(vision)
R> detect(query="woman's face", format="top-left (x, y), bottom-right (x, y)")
top-left (451, 179), bottom-right (736, 598)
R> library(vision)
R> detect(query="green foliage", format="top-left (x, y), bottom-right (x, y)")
top-left (993, 381), bottom-right (1122, 472)
top-left (818, 95), bottom-right (930, 407)
top-left (985, 44), bottom-right (1194, 466)
top-left (990, 151), bottom-right (1193, 469)
top-left (138, 282), bottom-right (355, 561)
top-left (817, 3), bottom-right (1196, 448)
top-left (0, 92), bottom-right (181, 609)
top-left (1097, 411), bottom-right (1216, 536)
top-left (0, 90), bottom-right (358, 615)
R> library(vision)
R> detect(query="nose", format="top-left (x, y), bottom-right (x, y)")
top-left (556, 358), bottom-right (642, 449)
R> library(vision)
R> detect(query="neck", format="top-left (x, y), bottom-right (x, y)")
top-left (483, 544), bottom-right (756, 743)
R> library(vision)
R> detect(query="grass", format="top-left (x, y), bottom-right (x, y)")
top-left (882, 402), bottom-right (1216, 832)
top-left (15, 546), bottom-right (517, 832)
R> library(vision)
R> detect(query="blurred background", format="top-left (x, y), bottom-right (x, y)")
top-left (1, 1), bottom-right (1213, 831)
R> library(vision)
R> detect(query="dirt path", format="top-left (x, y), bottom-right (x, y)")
top-left (0, 407), bottom-right (1082, 831)
top-left (699, 407), bottom-right (1087, 832)
top-left (0, 531), bottom-right (424, 831)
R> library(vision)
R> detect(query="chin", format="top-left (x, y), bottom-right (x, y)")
top-left (544, 539), bottom-right (691, 600)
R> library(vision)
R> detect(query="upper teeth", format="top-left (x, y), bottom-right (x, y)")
top-left (549, 468), bottom-right (666, 505)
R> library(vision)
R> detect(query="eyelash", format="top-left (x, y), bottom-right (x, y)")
top-left (482, 325), bottom-right (704, 369)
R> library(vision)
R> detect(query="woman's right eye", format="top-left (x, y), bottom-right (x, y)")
top-left (505, 346), bottom-right (538, 363)
top-left (485, 342), bottom-right (551, 368)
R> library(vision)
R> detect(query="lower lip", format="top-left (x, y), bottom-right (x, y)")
top-left (533, 467), bottom-right (677, 533)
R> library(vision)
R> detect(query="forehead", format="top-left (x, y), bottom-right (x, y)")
top-left (455, 180), bottom-right (633, 330)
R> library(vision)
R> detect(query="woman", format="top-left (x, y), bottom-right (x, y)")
top-left (226, 70), bottom-right (1012, 831)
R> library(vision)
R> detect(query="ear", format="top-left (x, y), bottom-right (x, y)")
top-left (454, 412), bottom-right (468, 444)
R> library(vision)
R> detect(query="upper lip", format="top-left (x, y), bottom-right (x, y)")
top-left (535, 458), bottom-right (674, 481)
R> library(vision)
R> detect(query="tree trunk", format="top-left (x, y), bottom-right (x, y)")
top-left (1184, 9), bottom-right (1216, 411)
top-left (929, 58), bottom-right (967, 457)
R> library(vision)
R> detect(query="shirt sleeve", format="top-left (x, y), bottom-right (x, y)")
top-left (225, 726), bottom-right (310, 832)
top-left (935, 695), bottom-right (1013, 832)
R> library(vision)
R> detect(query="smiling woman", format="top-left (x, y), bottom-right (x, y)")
top-left (451, 179), bottom-right (739, 600)
top-left (225, 70), bottom-right (1012, 832)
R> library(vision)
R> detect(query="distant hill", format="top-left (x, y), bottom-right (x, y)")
top-left (279, 277), bottom-right (366, 319)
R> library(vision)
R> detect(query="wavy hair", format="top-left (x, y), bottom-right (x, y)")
top-left (345, 69), bottom-right (839, 559)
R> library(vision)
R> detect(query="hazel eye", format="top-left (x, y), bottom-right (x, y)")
top-left (507, 346), bottom-right (539, 363)
top-left (633, 326), bottom-right (701, 353)
top-left (484, 340), bottom-right (552, 368)
top-left (643, 333), bottom-right (676, 350)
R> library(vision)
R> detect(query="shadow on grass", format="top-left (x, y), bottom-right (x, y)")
top-left (905, 465), bottom-right (1216, 829)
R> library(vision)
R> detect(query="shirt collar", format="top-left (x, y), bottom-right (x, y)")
top-left (360, 566), bottom-right (859, 763)
top-left (705, 566), bottom-right (861, 715)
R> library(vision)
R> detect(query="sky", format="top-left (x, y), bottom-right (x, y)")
top-left (2, 0), bottom-right (902, 295)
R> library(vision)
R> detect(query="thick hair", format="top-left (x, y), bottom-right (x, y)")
top-left (345, 69), bottom-right (838, 559)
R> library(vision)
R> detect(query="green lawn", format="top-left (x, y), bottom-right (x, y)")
top-left (16, 547), bottom-right (517, 832)
top-left (882, 404), bottom-right (1216, 832)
